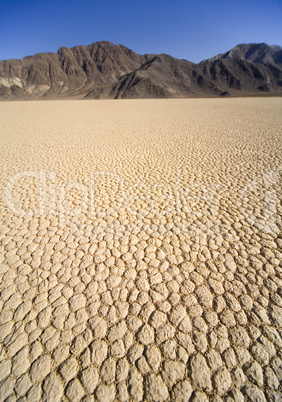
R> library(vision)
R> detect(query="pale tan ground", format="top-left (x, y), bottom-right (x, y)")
top-left (0, 98), bottom-right (281, 401)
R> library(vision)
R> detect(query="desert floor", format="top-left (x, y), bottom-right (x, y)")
top-left (0, 98), bottom-right (281, 401)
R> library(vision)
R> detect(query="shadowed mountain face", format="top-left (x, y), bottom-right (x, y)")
top-left (85, 54), bottom-right (282, 99)
top-left (0, 41), bottom-right (281, 99)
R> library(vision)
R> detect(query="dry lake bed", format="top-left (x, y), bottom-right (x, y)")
top-left (0, 98), bottom-right (281, 401)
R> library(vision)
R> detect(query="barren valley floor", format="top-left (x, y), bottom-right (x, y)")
top-left (0, 98), bottom-right (281, 401)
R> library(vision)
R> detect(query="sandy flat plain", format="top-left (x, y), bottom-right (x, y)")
top-left (0, 98), bottom-right (281, 401)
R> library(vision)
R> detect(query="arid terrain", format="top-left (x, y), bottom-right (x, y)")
top-left (1, 41), bottom-right (282, 100)
top-left (0, 98), bottom-right (281, 401)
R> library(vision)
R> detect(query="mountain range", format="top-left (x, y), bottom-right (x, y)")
top-left (0, 41), bottom-right (281, 99)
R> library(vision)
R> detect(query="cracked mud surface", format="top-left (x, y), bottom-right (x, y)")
top-left (0, 98), bottom-right (281, 401)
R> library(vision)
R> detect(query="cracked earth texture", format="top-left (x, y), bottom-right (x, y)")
top-left (0, 98), bottom-right (281, 401)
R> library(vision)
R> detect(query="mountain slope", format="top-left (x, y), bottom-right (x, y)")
top-left (0, 41), bottom-right (149, 99)
top-left (85, 54), bottom-right (282, 99)
top-left (0, 41), bottom-right (282, 100)
top-left (202, 43), bottom-right (282, 65)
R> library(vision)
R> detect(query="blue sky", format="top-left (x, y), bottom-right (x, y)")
top-left (0, 0), bottom-right (281, 63)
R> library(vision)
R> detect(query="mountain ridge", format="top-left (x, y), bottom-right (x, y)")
top-left (201, 43), bottom-right (282, 65)
top-left (0, 41), bottom-right (281, 100)
top-left (0, 41), bottom-right (151, 99)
